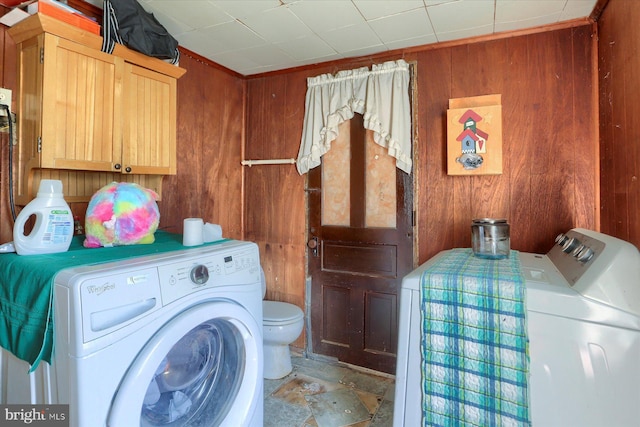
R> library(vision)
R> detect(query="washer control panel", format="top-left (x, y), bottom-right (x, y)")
top-left (157, 245), bottom-right (260, 305)
top-left (545, 228), bottom-right (640, 316)
top-left (554, 232), bottom-right (600, 264)
top-left (548, 229), bottom-right (605, 286)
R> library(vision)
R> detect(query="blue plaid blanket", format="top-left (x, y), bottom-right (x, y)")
top-left (420, 249), bottom-right (530, 426)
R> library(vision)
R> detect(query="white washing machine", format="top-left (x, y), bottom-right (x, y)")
top-left (394, 228), bottom-right (640, 426)
top-left (0, 239), bottom-right (263, 427)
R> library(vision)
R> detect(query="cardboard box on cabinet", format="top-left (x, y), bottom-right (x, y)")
top-left (27, 0), bottom-right (99, 34)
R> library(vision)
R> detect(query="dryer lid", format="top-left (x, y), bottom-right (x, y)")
top-left (263, 301), bottom-right (303, 322)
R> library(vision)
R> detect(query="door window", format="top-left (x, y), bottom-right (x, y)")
top-left (321, 120), bottom-right (396, 228)
top-left (364, 131), bottom-right (396, 228)
top-left (322, 121), bottom-right (350, 226)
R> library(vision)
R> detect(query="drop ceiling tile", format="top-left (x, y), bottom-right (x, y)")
top-left (320, 22), bottom-right (384, 54)
top-left (340, 43), bottom-right (388, 61)
top-left (230, 44), bottom-right (295, 68)
top-left (435, 23), bottom-right (495, 42)
top-left (141, 10), bottom-right (193, 38)
top-left (181, 20), bottom-right (266, 55)
top-left (353, 0), bottom-right (425, 21)
top-left (288, 0), bottom-right (365, 33)
top-left (210, 50), bottom-right (263, 73)
top-left (368, 8), bottom-right (434, 44)
top-left (276, 35), bottom-right (338, 61)
top-left (496, 0), bottom-right (566, 23)
top-left (384, 34), bottom-right (439, 51)
top-left (424, 0), bottom-right (458, 5)
top-left (495, 12), bottom-right (563, 33)
top-left (427, 0), bottom-right (494, 33)
top-left (173, 31), bottom-right (220, 59)
top-left (562, 0), bottom-right (598, 20)
top-left (134, 0), bottom-right (598, 75)
top-left (209, 0), bottom-right (281, 19)
top-left (144, 0), bottom-right (232, 29)
top-left (240, 7), bottom-right (313, 43)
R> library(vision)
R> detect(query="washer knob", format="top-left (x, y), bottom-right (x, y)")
top-left (571, 244), bottom-right (585, 257)
top-left (555, 233), bottom-right (568, 246)
top-left (190, 264), bottom-right (209, 285)
top-left (562, 237), bottom-right (580, 253)
top-left (576, 247), bottom-right (595, 263)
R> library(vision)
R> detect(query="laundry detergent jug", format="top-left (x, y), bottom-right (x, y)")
top-left (13, 180), bottom-right (74, 255)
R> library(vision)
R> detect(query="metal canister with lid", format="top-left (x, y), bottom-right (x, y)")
top-left (471, 218), bottom-right (510, 259)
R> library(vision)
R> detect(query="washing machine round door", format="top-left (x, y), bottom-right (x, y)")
top-left (108, 301), bottom-right (262, 426)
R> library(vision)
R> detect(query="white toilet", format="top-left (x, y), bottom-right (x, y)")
top-left (261, 269), bottom-right (304, 379)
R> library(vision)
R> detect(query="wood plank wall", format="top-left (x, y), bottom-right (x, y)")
top-left (0, 9), bottom-right (600, 352)
top-left (244, 24), bottom-right (598, 348)
top-left (158, 53), bottom-right (245, 239)
top-left (244, 24), bottom-right (598, 338)
top-left (598, 0), bottom-right (640, 247)
top-left (0, 23), bottom-right (246, 244)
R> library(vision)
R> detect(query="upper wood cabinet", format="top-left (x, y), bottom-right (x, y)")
top-left (121, 62), bottom-right (177, 175)
top-left (8, 13), bottom-right (185, 202)
top-left (25, 33), bottom-right (119, 172)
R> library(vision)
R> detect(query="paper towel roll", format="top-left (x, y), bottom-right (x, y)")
top-left (183, 218), bottom-right (204, 246)
top-left (203, 223), bottom-right (223, 242)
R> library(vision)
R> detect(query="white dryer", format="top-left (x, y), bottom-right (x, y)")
top-left (394, 228), bottom-right (640, 427)
top-left (2, 239), bottom-right (263, 427)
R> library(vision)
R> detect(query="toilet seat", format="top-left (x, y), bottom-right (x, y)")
top-left (262, 301), bottom-right (303, 325)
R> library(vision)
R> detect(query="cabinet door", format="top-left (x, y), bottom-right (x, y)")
top-left (121, 63), bottom-right (177, 175)
top-left (15, 35), bottom-right (43, 186)
top-left (40, 34), bottom-right (121, 172)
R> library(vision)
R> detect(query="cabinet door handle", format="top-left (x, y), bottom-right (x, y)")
top-left (125, 166), bottom-right (132, 173)
top-left (114, 163), bottom-right (121, 170)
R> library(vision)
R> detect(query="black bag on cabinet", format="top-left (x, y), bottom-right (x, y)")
top-left (101, 0), bottom-right (180, 64)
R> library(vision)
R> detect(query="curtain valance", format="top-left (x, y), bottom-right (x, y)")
top-left (296, 59), bottom-right (412, 175)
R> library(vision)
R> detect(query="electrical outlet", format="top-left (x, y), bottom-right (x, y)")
top-left (0, 88), bottom-right (11, 114)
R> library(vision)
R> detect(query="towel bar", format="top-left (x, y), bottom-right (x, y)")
top-left (241, 158), bottom-right (295, 167)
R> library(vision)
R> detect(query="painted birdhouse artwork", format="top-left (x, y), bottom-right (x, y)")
top-left (447, 94), bottom-right (502, 176)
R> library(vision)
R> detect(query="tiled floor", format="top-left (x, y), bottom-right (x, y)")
top-left (263, 354), bottom-right (395, 427)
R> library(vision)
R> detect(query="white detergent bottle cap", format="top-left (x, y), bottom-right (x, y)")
top-left (37, 179), bottom-right (64, 197)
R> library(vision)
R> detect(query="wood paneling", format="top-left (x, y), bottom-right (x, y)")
top-left (0, 10), bottom-right (603, 353)
top-left (244, 24), bottom-right (598, 351)
top-left (244, 72), bottom-right (308, 347)
top-left (158, 53), bottom-right (245, 238)
top-left (0, 37), bottom-right (246, 243)
top-left (415, 27), bottom-right (597, 259)
top-left (598, 0), bottom-right (640, 247)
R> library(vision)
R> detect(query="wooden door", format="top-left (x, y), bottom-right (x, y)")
top-left (308, 113), bottom-right (413, 374)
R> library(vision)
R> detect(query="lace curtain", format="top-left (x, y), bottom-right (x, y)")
top-left (296, 59), bottom-right (412, 175)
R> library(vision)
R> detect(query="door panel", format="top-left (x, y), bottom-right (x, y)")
top-left (308, 113), bottom-right (413, 374)
top-left (321, 286), bottom-right (350, 347)
top-left (322, 242), bottom-right (396, 276)
top-left (365, 291), bottom-right (397, 354)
